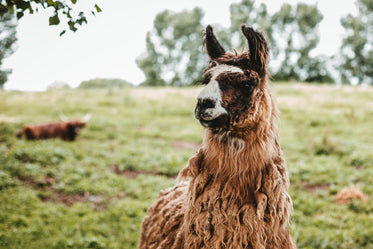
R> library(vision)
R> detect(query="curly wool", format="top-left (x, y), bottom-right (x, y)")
top-left (139, 86), bottom-right (296, 249)
top-left (139, 24), bottom-right (296, 249)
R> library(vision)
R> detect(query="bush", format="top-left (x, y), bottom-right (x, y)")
top-left (78, 78), bottom-right (133, 89)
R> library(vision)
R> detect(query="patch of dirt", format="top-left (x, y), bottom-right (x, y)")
top-left (301, 181), bottom-right (329, 193)
top-left (17, 175), bottom-right (124, 210)
top-left (16, 163), bottom-right (178, 209)
top-left (173, 140), bottom-right (200, 150)
top-left (18, 175), bottom-right (56, 188)
top-left (39, 192), bottom-right (97, 206)
top-left (109, 165), bottom-right (177, 179)
top-left (39, 191), bottom-right (126, 211)
top-left (109, 165), bottom-right (144, 179)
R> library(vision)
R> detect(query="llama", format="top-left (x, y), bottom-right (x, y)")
top-left (139, 25), bottom-right (296, 249)
top-left (16, 114), bottom-right (91, 141)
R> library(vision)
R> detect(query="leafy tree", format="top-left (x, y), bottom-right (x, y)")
top-left (229, 1), bottom-right (332, 82)
top-left (138, 2), bottom-right (332, 86)
top-left (0, 11), bottom-right (17, 88)
top-left (340, 0), bottom-right (373, 84)
top-left (137, 8), bottom-right (205, 86)
top-left (301, 56), bottom-right (334, 83)
top-left (136, 33), bottom-right (166, 86)
top-left (229, 0), bottom-right (273, 51)
top-left (0, 0), bottom-right (101, 36)
top-left (270, 3), bottom-right (331, 82)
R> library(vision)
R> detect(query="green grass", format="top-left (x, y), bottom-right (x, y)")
top-left (0, 84), bottom-right (373, 248)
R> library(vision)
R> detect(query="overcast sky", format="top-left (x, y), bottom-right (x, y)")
top-left (3, 0), bottom-right (356, 91)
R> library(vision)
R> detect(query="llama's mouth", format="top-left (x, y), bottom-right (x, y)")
top-left (199, 119), bottom-right (210, 128)
top-left (198, 114), bottom-right (229, 129)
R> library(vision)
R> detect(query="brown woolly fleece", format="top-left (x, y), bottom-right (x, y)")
top-left (16, 120), bottom-right (87, 141)
top-left (139, 25), bottom-right (296, 249)
top-left (334, 186), bottom-right (369, 204)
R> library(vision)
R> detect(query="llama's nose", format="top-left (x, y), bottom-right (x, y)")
top-left (195, 98), bottom-right (216, 120)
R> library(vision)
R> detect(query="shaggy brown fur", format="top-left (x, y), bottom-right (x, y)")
top-left (334, 186), bottom-right (369, 204)
top-left (139, 25), bottom-right (296, 249)
top-left (16, 120), bottom-right (87, 141)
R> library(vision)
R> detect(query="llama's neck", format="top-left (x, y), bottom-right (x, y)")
top-left (204, 126), bottom-right (279, 188)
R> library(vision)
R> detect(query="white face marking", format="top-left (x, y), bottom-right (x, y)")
top-left (197, 64), bottom-right (243, 121)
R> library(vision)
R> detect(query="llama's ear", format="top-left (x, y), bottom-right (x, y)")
top-left (203, 25), bottom-right (226, 59)
top-left (241, 25), bottom-right (269, 76)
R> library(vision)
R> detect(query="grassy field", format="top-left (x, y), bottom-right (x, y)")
top-left (0, 83), bottom-right (373, 249)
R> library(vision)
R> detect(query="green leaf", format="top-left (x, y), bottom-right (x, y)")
top-left (16, 11), bottom-right (24, 19)
top-left (55, 1), bottom-right (65, 10)
top-left (17, 1), bottom-right (31, 11)
top-left (59, 30), bottom-right (66, 36)
top-left (71, 0), bottom-right (77, 4)
top-left (47, 0), bottom-right (55, 6)
top-left (49, 14), bottom-right (60, 26)
top-left (68, 21), bottom-right (78, 32)
top-left (94, 4), bottom-right (102, 13)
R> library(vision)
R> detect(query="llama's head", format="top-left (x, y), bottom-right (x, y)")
top-left (195, 25), bottom-right (272, 135)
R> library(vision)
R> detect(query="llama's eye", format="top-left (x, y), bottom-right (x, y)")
top-left (242, 79), bottom-right (258, 88)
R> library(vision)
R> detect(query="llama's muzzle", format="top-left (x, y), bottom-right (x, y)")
top-left (195, 98), bottom-right (216, 120)
top-left (195, 98), bottom-right (228, 128)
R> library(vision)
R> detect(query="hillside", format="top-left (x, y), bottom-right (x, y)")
top-left (0, 84), bottom-right (373, 249)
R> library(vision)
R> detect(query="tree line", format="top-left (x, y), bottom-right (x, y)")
top-left (0, 0), bottom-right (372, 88)
top-left (137, 0), bottom-right (372, 86)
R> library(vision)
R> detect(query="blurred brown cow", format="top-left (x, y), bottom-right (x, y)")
top-left (16, 114), bottom-right (91, 141)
